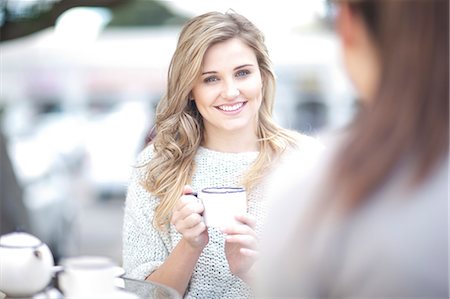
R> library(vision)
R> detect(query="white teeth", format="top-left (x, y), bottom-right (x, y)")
top-left (218, 102), bottom-right (243, 112)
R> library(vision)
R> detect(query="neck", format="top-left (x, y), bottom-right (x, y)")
top-left (203, 130), bottom-right (259, 153)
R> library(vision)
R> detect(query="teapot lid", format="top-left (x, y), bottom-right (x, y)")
top-left (0, 232), bottom-right (43, 248)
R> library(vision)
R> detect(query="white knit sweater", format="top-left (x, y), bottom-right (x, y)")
top-left (122, 145), bottom-right (270, 298)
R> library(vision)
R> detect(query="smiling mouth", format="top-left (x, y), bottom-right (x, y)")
top-left (216, 102), bottom-right (246, 112)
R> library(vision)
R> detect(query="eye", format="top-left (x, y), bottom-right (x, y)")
top-left (235, 69), bottom-right (250, 78)
top-left (203, 76), bottom-right (219, 83)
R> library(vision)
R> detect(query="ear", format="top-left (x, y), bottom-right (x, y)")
top-left (336, 3), bottom-right (358, 48)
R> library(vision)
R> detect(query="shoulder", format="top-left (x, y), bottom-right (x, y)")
top-left (129, 143), bottom-right (155, 182)
top-left (279, 132), bottom-right (325, 165)
top-left (134, 143), bottom-right (155, 166)
top-left (125, 144), bottom-right (156, 210)
top-left (286, 126), bottom-right (355, 163)
top-left (267, 133), bottom-right (328, 201)
top-left (294, 133), bottom-right (324, 154)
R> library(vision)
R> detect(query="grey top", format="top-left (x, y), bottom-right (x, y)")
top-left (257, 136), bottom-right (448, 298)
top-left (123, 145), bottom-right (263, 298)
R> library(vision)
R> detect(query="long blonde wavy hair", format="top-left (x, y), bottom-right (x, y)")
top-left (144, 11), bottom-right (300, 230)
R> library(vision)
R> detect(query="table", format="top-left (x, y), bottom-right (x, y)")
top-left (1, 277), bottom-right (181, 299)
top-left (122, 277), bottom-right (181, 299)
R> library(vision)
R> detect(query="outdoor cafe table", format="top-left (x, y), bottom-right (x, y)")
top-left (1, 277), bottom-right (181, 299)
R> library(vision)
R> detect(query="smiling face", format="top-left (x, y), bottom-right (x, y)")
top-left (191, 38), bottom-right (263, 148)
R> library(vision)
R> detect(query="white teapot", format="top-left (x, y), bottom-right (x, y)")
top-left (0, 232), bottom-right (55, 297)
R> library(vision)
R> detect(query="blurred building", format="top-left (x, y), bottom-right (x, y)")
top-left (0, 0), bottom-right (355, 264)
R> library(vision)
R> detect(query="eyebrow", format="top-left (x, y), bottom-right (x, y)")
top-left (201, 64), bottom-right (255, 76)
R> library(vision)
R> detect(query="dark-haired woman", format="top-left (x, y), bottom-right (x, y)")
top-left (257, 0), bottom-right (448, 297)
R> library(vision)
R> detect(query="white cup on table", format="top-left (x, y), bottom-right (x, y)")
top-left (58, 256), bottom-right (122, 298)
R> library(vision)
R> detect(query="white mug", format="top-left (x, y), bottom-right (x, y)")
top-left (197, 187), bottom-right (247, 228)
top-left (58, 256), bottom-right (120, 297)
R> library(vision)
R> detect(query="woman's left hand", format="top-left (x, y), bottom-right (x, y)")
top-left (221, 213), bottom-right (259, 283)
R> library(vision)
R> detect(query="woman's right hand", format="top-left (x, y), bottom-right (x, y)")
top-left (171, 185), bottom-right (209, 249)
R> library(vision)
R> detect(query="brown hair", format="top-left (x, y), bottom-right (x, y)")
top-left (329, 0), bottom-right (448, 209)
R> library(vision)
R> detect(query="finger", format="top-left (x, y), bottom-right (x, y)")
top-left (182, 200), bottom-right (204, 216)
top-left (171, 198), bottom-right (195, 225)
top-left (171, 200), bottom-right (189, 225)
top-left (225, 234), bottom-right (258, 249)
top-left (171, 200), bottom-right (204, 228)
top-left (183, 185), bottom-right (194, 195)
top-left (174, 193), bottom-right (201, 215)
top-left (234, 213), bottom-right (257, 229)
top-left (177, 213), bottom-right (203, 231)
top-left (174, 194), bottom-right (194, 210)
top-left (221, 223), bottom-right (257, 238)
top-left (170, 210), bottom-right (180, 226)
top-left (240, 248), bottom-right (259, 258)
top-left (173, 184), bottom-right (196, 212)
top-left (183, 221), bottom-right (207, 240)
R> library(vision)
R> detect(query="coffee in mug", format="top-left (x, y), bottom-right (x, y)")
top-left (197, 187), bottom-right (247, 228)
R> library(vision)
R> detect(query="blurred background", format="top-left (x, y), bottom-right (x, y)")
top-left (0, 0), bottom-right (355, 265)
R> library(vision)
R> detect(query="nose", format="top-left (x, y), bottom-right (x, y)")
top-left (221, 80), bottom-right (240, 100)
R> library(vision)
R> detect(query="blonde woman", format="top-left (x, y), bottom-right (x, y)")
top-left (122, 11), bottom-right (318, 298)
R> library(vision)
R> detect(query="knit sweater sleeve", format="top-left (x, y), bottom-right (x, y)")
top-left (122, 145), bottom-right (169, 280)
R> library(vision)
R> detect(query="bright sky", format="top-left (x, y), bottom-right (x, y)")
top-left (163, 0), bottom-right (327, 35)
